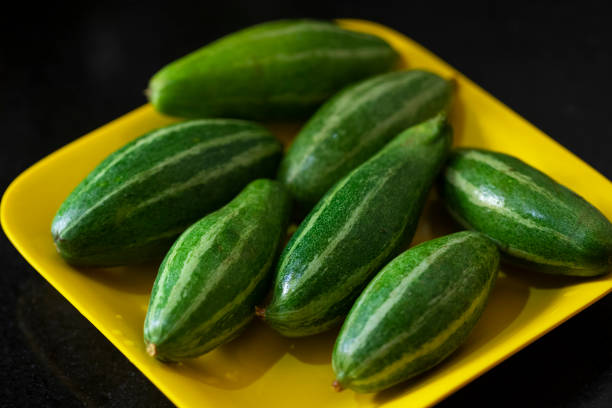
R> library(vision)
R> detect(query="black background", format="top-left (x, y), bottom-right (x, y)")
top-left (1, 1), bottom-right (611, 407)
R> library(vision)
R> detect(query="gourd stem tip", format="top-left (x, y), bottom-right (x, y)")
top-left (146, 343), bottom-right (157, 357)
top-left (255, 306), bottom-right (266, 319)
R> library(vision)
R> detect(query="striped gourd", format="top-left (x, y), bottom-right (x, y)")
top-left (52, 119), bottom-right (282, 267)
top-left (148, 19), bottom-right (398, 120)
top-left (144, 179), bottom-right (291, 361)
top-left (332, 231), bottom-right (499, 393)
top-left (278, 69), bottom-right (453, 206)
top-left (441, 148), bottom-right (612, 276)
top-left (262, 114), bottom-right (452, 337)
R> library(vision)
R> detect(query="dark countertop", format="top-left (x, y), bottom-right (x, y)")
top-left (1, 1), bottom-right (611, 407)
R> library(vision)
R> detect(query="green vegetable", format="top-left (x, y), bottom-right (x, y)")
top-left (441, 148), bottom-right (612, 276)
top-left (263, 115), bottom-right (452, 337)
top-left (278, 69), bottom-right (452, 206)
top-left (144, 179), bottom-right (291, 361)
top-left (52, 119), bottom-right (282, 266)
top-left (148, 19), bottom-right (398, 120)
top-left (332, 231), bottom-right (499, 393)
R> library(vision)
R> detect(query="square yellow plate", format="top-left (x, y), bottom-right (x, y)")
top-left (2, 19), bottom-right (612, 408)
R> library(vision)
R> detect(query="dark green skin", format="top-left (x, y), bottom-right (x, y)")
top-left (148, 19), bottom-right (398, 120)
top-left (441, 148), bottom-right (612, 276)
top-left (144, 179), bottom-right (291, 361)
top-left (52, 119), bottom-right (282, 267)
top-left (265, 115), bottom-right (453, 337)
top-left (278, 69), bottom-right (453, 206)
top-left (333, 231), bottom-right (499, 393)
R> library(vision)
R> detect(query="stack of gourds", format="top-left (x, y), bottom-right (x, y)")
top-left (51, 20), bottom-right (612, 393)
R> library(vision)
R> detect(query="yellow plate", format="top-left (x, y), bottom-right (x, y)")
top-left (2, 19), bottom-right (612, 408)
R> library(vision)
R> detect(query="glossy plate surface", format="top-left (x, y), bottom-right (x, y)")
top-left (2, 19), bottom-right (611, 408)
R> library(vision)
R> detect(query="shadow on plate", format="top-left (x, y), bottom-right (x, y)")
top-left (461, 274), bottom-right (530, 347)
top-left (169, 319), bottom-right (291, 390)
top-left (264, 121), bottom-right (303, 149)
top-left (78, 261), bottom-right (161, 295)
top-left (287, 325), bottom-right (341, 365)
top-left (408, 192), bottom-right (463, 250)
top-left (168, 318), bottom-right (343, 389)
top-left (500, 262), bottom-right (603, 290)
